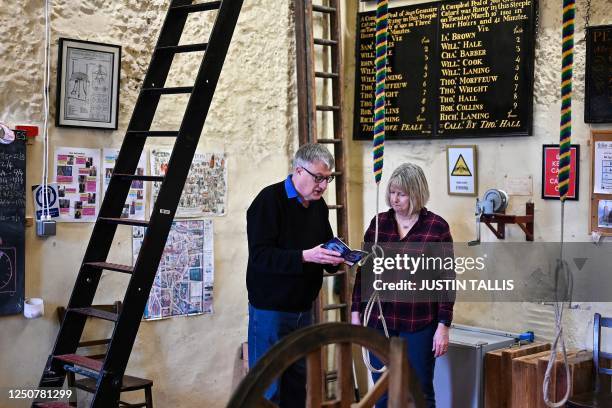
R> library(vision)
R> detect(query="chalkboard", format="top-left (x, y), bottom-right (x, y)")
top-left (585, 25), bottom-right (612, 123)
top-left (354, 0), bottom-right (537, 140)
top-left (0, 138), bottom-right (26, 316)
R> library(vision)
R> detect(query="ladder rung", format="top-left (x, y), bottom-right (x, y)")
top-left (98, 217), bottom-right (149, 227)
top-left (69, 307), bottom-right (119, 322)
top-left (314, 38), bottom-right (338, 46)
top-left (55, 354), bottom-right (103, 372)
top-left (35, 403), bottom-right (72, 408)
top-left (323, 303), bottom-right (347, 311)
top-left (327, 205), bottom-right (344, 210)
top-left (156, 43), bottom-right (208, 53)
top-left (170, 1), bottom-right (222, 13)
top-left (142, 86), bottom-right (194, 95)
top-left (317, 138), bottom-right (342, 144)
top-left (127, 130), bottom-right (179, 138)
top-left (79, 339), bottom-right (110, 347)
top-left (316, 105), bottom-right (340, 111)
top-left (325, 369), bottom-right (338, 381)
top-left (331, 171), bottom-right (342, 176)
top-left (84, 262), bottom-right (134, 274)
top-left (324, 270), bottom-right (346, 277)
top-left (312, 4), bottom-right (336, 13)
top-left (315, 71), bottom-right (339, 79)
top-left (113, 173), bottom-right (165, 182)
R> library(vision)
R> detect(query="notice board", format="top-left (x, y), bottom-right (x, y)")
top-left (354, 0), bottom-right (537, 140)
top-left (0, 138), bottom-right (26, 315)
top-left (585, 25), bottom-right (612, 123)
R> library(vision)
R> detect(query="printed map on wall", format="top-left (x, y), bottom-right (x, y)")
top-left (102, 148), bottom-right (147, 220)
top-left (54, 147), bottom-right (100, 222)
top-left (150, 149), bottom-right (227, 217)
top-left (132, 220), bottom-right (214, 320)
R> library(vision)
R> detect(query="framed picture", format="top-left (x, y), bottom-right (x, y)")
top-left (446, 145), bottom-right (477, 196)
top-left (56, 38), bottom-right (121, 129)
top-left (541, 144), bottom-right (579, 200)
top-left (590, 130), bottom-right (612, 236)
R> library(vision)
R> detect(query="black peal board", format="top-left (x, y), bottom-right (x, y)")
top-left (0, 137), bottom-right (26, 316)
top-left (353, 0), bottom-right (537, 140)
top-left (585, 25), bottom-right (612, 123)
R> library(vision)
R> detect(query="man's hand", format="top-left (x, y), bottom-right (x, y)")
top-left (351, 311), bottom-right (361, 326)
top-left (432, 323), bottom-right (450, 358)
top-left (302, 245), bottom-right (344, 265)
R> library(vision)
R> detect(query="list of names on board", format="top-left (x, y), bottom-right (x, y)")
top-left (354, 0), bottom-right (536, 140)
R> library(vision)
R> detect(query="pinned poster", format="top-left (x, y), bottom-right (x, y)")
top-left (102, 148), bottom-right (147, 220)
top-left (594, 141), bottom-right (612, 194)
top-left (446, 145), bottom-right (477, 196)
top-left (53, 147), bottom-right (101, 222)
top-left (150, 149), bottom-right (227, 217)
top-left (31, 183), bottom-right (61, 219)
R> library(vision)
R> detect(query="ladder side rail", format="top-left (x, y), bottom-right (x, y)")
top-left (295, 0), bottom-right (311, 146)
top-left (329, 0), bottom-right (348, 322)
top-left (92, 2), bottom-right (245, 406)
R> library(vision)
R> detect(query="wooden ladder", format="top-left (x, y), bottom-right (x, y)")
top-left (294, 0), bottom-right (354, 401)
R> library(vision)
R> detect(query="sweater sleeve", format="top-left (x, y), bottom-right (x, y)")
top-left (351, 216), bottom-right (377, 313)
top-left (437, 222), bottom-right (455, 324)
top-left (247, 190), bottom-right (303, 276)
top-left (323, 205), bottom-right (340, 274)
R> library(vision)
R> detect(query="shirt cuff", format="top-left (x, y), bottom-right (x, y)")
top-left (438, 319), bottom-right (451, 327)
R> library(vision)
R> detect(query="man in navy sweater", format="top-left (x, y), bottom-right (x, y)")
top-left (246, 143), bottom-right (344, 407)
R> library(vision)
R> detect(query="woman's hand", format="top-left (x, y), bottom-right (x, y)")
top-left (351, 311), bottom-right (361, 326)
top-left (432, 323), bottom-right (449, 357)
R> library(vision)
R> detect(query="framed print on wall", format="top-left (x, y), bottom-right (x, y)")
top-left (541, 144), bottom-right (579, 200)
top-left (56, 38), bottom-right (121, 129)
top-left (446, 145), bottom-right (477, 196)
top-left (591, 130), bottom-right (612, 236)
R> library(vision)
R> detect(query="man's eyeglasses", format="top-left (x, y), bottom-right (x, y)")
top-left (300, 166), bottom-right (335, 184)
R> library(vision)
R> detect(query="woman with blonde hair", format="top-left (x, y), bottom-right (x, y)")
top-left (351, 163), bottom-right (454, 408)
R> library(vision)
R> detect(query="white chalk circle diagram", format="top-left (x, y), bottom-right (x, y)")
top-left (0, 248), bottom-right (15, 293)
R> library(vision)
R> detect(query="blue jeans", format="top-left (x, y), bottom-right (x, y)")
top-left (370, 323), bottom-right (437, 408)
top-left (248, 304), bottom-right (312, 408)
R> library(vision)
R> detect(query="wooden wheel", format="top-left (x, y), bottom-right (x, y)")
top-left (227, 323), bottom-right (416, 408)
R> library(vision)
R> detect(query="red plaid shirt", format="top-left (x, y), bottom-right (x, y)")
top-left (351, 207), bottom-right (455, 332)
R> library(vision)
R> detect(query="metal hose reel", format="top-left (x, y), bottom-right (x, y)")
top-left (469, 189), bottom-right (509, 246)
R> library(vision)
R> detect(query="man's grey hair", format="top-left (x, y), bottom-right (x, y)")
top-left (293, 143), bottom-right (335, 170)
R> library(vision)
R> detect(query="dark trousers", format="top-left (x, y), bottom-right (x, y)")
top-left (370, 323), bottom-right (437, 408)
top-left (248, 304), bottom-right (312, 408)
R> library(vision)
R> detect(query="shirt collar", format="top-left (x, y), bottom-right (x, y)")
top-left (284, 175), bottom-right (303, 203)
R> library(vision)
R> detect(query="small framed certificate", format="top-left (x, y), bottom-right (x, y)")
top-left (446, 145), bottom-right (477, 196)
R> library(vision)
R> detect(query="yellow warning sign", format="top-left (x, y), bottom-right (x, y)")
top-left (451, 154), bottom-right (472, 176)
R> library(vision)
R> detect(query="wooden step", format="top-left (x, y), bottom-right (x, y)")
top-left (317, 138), bottom-right (342, 144)
top-left (84, 261), bottom-right (134, 274)
top-left (327, 204), bottom-right (344, 210)
top-left (127, 130), bottom-right (179, 138)
top-left (69, 307), bottom-right (119, 322)
top-left (156, 43), bottom-right (208, 53)
top-left (112, 173), bottom-right (164, 182)
top-left (55, 354), bottom-right (103, 372)
top-left (142, 86), bottom-right (194, 95)
top-left (170, 1), bottom-right (221, 13)
top-left (98, 217), bottom-right (149, 227)
top-left (34, 403), bottom-right (72, 408)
